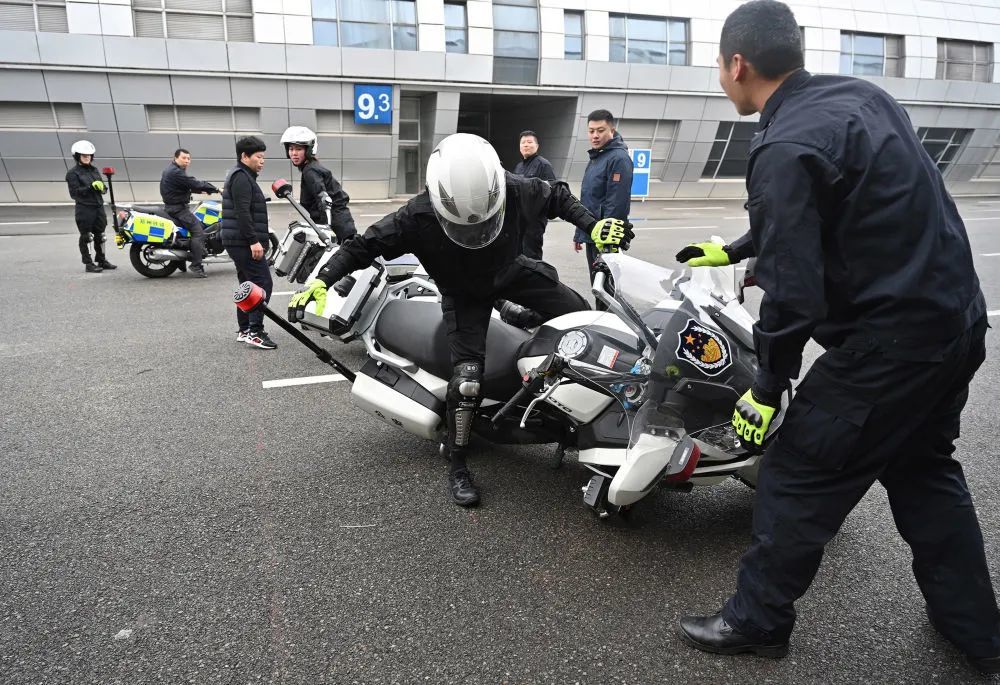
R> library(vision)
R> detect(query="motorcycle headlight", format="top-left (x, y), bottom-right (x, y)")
top-left (556, 330), bottom-right (589, 360)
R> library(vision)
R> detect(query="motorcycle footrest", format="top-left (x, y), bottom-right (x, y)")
top-left (583, 474), bottom-right (607, 507)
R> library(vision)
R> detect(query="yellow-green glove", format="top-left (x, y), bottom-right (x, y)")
top-left (590, 218), bottom-right (634, 253)
top-left (732, 388), bottom-right (778, 453)
top-left (91, 180), bottom-right (106, 193)
top-left (288, 279), bottom-right (328, 322)
top-left (676, 242), bottom-right (730, 267)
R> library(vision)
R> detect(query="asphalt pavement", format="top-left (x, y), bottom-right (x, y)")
top-left (1, 196), bottom-right (999, 684)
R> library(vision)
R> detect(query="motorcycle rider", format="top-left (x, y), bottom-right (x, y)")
top-left (65, 140), bottom-right (115, 273)
top-left (288, 133), bottom-right (633, 507)
top-left (280, 126), bottom-right (357, 244)
top-left (160, 148), bottom-right (219, 278)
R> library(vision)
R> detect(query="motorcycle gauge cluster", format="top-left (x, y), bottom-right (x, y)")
top-left (556, 330), bottom-right (589, 360)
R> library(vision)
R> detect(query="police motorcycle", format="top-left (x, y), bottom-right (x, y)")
top-left (257, 238), bottom-right (784, 519)
top-left (101, 167), bottom-right (279, 278)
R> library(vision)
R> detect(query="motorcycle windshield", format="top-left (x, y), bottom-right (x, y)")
top-left (601, 253), bottom-right (679, 315)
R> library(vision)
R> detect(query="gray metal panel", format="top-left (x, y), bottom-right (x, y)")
top-left (288, 109), bottom-right (317, 131)
top-left (343, 135), bottom-right (392, 158)
top-left (689, 142), bottom-right (714, 166)
top-left (113, 104), bottom-right (149, 132)
top-left (231, 78), bottom-right (286, 108)
top-left (0, 70), bottom-right (48, 102)
top-left (44, 71), bottom-right (111, 105)
top-left (129, 182), bottom-right (163, 202)
top-left (171, 76), bottom-right (233, 106)
top-left (260, 108), bottom-right (289, 134)
top-left (103, 36), bottom-right (169, 70)
top-left (11, 181), bottom-right (80, 202)
top-left (123, 158), bottom-right (169, 182)
top-left (37, 33), bottom-right (106, 67)
top-left (935, 107), bottom-right (973, 128)
top-left (669, 141), bottom-right (695, 162)
top-left (906, 106), bottom-right (940, 127)
top-left (664, 95), bottom-right (708, 121)
top-left (0, 29), bottom-right (40, 64)
top-left (445, 53), bottom-right (493, 83)
top-left (0, 181), bottom-right (17, 203)
top-left (182, 159), bottom-right (237, 182)
top-left (669, 66), bottom-right (713, 92)
top-left (177, 134), bottom-right (238, 158)
top-left (57, 131), bottom-right (124, 158)
top-left (579, 93), bottom-right (626, 118)
top-left (628, 63), bottom-right (670, 90)
top-left (83, 104), bottom-right (117, 132)
top-left (675, 181), bottom-right (713, 198)
top-left (0, 131), bottom-right (64, 157)
top-left (436, 91), bottom-right (461, 110)
top-left (316, 136), bottom-right (344, 158)
top-left (880, 76), bottom-right (919, 101)
top-left (342, 179), bottom-right (389, 199)
top-left (585, 61), bottom-right (626, 88)
top-left (120, 132), bottom-right (181, 158)
top-left (622, 94), bottom-right (666, 119)
top-left (0, 161), bottom-right (7, 182)
top-left (538, 59), bottom-right (586, 87)
top-left (701, 97), bottom-right (739, 120)
top-left (341, 47), bottom-right (395, 78)
top-left (288, 81), bottom-right (343, 109)
top-left (973, 82), bottom-right (1000, 106)
top-left (433, 109), bottom-right (458, 135)
top-left (395, 50), bottom-right (446, 81)
top-left (3, 157), bottom-right (69, 182)
top-left (229, 42), bottom-right (287, 74)
top-left (95, 157), bottom-right (128, 180)
top-left (341, 159), bottom-right (393, 181)
top-left (709, 182), bottom-right (747, 198)
top-left (285, 45), bottom-right (342, 76)
top-left (166, 38), bottom-right (229, 72)
top-left (662, 163), bottom-right (687, 181)
top-left (109, 74), bottom-right (174, 105)
top-left (648, 181), bottom-right (678, 198)
top-left (968, 128), bottom-right (999, 147)
top-left (945, 80), bottom-right (981, 103)
top-left (914, 79), bottom-right (950, 102)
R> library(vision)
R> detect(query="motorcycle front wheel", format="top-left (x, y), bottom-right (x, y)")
top-left (129, 243), bottom-right (180, 278)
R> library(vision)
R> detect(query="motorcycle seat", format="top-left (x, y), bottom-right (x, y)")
top-left (130, 205), bottom-right (176, 223)
top-left (373, 299), bottom-right (530, 401)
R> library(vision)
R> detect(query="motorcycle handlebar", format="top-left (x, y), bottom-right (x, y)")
top-left (491, 363), bottom-right (549, 427)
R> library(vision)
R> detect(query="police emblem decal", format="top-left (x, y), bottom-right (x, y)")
top-left (675, 319), bottom-right (732, 377)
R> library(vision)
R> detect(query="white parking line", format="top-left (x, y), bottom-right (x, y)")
top-left (636, 225), bottom-right (718, 231)
top-left (0, 221), bottom-right (49, 226)
top-left (262, 374), bottom-right (346, 389)
top-left (982, 253), bottom-right (1000, 257)
top-left (977, 200), bottom-right (1000, 204)
top-left (271, 290), bottom-right (295, 296)
top-left (965, 217), bottom-right (998, 222)
top-left (723, 216), bottom-right (749, 220)
top-left (360, 213), bottom-right (388, 217)
top-left (655, 206), bottom-right (725, 211)
top-left (988, 310), bottom-right (1000, 318)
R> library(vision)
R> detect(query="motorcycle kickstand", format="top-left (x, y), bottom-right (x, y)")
top-left (550, 443), bottom-right (566, 470)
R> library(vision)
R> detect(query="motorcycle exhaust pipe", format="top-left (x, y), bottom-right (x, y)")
top-left (233, 282), bottom-right (356, 382)
top-left (148, 248), bottom-right (187, 262)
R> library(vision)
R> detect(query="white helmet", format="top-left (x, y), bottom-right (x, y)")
top-left (71, 140), bottom-right (96, 158)
top-left (426, 133), bottom-right (506, 250)
top-left (281, 126), bottom-right (318, 158)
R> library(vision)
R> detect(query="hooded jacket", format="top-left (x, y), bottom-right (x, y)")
top-left (576, 132), bottom-right (633, 243)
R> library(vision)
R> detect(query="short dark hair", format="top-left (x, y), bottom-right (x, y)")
top-left (236, 136), bottom-right (266, 160)
top-left (587, 109), bottom-right (616, 127)
top-left (519, 130), bottom-right (539, 144)
top-left (720, 0), bottom-right (803, 79)
top-left (174, 148), bottom-right (190, 158)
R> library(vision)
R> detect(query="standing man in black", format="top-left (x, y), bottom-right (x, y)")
top-left (222, 136), bottom-right (275, 350)
top-left (160, 148), bottom-right (219, 278)
top-left (512, 130), bottom-right (557, 259)
top-left (675, 1), bottom-right (999, 674)
top-left (65, 140), bottom-right (115, 273)
top-left (280, 126), bottom-right (357, 244)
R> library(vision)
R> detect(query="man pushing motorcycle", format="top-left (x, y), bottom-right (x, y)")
top-left (288, 133), bottom-right (633, 507)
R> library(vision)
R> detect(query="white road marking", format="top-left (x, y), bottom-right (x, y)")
top-left (981, 253), bottom-right (1000, 257)
top-left (0, 221), bottom-right (49, 226)
top-left (271, 290), bottom-right (296, 296)
top-left (977, 200), bottom-right (1000, 204)
top-left (262, 374), bottom-right (346, 389)
top-left (988, 310), bottom-right (1000, 318)
top-left (339, 524), bottom-right (377, 529)
top-left (723, 216), bottom-right (749, 220)
top-left (965, 217), bottom-right (999, 221)
top-left (636, 225), bottom-right (719, 231)
top-left (655, 206), bottom-right (725, 211)
top-left (360, 213), bottom-right (389, 217)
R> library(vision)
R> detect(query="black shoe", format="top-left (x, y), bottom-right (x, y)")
top-left (448, 469), bottom-right (480, 507)
top-left (678, 613), bottom-right (788, 658)
top-left (190, 266), bottom-right (207, 278)
top-left (927, 604), bottom-right (1000, 674)
top-left (85, 263), bottom-right (103, 273)
top-left (245, 331), bottom-right (277, 349)
top-left (96, 260), bottom-right (117, 270)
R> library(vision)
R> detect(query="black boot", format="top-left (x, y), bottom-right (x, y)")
top-left (448, 468), bottom-right (480, 507)
top-left (96, 259), bottom-right (117, 270)
top-left (85, 263), bottom-right (103, 273)
top-left (678, 613), bottom-right (788, 657)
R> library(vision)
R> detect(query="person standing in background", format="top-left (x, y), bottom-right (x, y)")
top-left (513, 130), bottom-right (557, 259)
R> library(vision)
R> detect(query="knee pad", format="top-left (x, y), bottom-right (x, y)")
top-left (447, 362), bottom-right (483, 449)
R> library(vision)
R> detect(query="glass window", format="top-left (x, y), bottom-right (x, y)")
top-left (493, 1), bottom-right (538, 85)
top-left (608, 14), bottom-right (687, 66)
top-left (134, 0), bottom-right (252, 41)
top-left (340, 21), bottom-right (391, 49)
top-left (495, 30), bottom-right (539, 58)
top-left (840, 32), bottom-right (903, 77)
top-left (312, 0), bottom-right (336, 20)
top-left (493, 4), bottom-right (538, 31)
top-left (340, 0), bottom-right (388, 23)
top-left (937, 40), bottom-right (993, 82)
top-left (702, 122), bottom-right (758, 179)
top-left (391, 0), bottom-right (415, 24)
top-left (393, 24), bottom-right (417, 51)
top-left (444, 3), bottom-right (467, 53)
top-left (917, 127), bottom-right (971, 174)
top-left (565, 10), bottom-right (583, 60)
top-left (313, 18), bottom-right (338, 45)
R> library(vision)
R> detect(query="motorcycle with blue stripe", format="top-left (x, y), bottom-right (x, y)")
top-left (102, 166), bottom-right (279, 278)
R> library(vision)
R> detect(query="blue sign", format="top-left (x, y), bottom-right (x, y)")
top-left (630, 148), bottom-right (651, 198)
top-left (354, 84), bottom-right (393, 125)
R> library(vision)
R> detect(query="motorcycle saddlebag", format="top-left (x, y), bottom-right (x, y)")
top-left (128, 213), bottom-right (176, 244)
top-left (274, 222), bottom-right (327, 282)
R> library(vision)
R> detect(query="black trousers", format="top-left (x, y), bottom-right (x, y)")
top-left (723, 318), bottom-right (999, 658)
top-left (226, 244), bottom-right (273, 333)
top-left (75, 204), bottom-right (107, 264)
top-left (166, 204), bottom-right (205, 268)
top-left (442, 256), bottom-right (589, 366)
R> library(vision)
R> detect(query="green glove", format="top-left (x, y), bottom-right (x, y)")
top-left (732, 388), bottom-right (778, 453)
top-left (91, 180), bottom-right (106, 193)
top-left (591, 218), bottom-right (634, 253)
top-left (287, 279), bottom-right (328, 322)
top-left (676, 242), bottom-right (730, 267)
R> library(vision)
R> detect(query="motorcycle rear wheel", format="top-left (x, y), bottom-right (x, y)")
top-left (130, 243), bottom-right (180, 278)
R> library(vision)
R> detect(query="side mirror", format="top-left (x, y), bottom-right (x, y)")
top-left (272, 178), bottom-right (293, 199)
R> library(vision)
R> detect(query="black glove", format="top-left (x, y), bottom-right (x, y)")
top-left (205, 185), bottom-right (220, 194)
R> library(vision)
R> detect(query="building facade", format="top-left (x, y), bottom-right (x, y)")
top-left (0, 0), bottom-right (998, 203)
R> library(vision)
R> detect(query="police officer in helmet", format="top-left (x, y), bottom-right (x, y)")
top-left (288, 133), bottom-right (633, 507)
top-left (65, 140), bottom-right (115, 273)
top-left (672, 1), bottom-right (999, 674)
top-left (280, 126), bottom-right (357, 244)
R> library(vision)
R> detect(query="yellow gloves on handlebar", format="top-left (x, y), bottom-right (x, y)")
top-left (676, 242), bottom-right (730, 267)
top-left (91, 180), bottom-right (106, 194)
top-left (591, 218), bottom-right (634, 253)
top-left (288, 279), bottom-right (328, 322)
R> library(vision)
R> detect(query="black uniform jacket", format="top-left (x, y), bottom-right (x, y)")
top-left (317, 173), bottom-right (596, 296)
top-left (160, 161), bottom-right (215, 206)
top-left (514, 154), bottom-right (557, 182)
top-left (66, 164), bottom-right (104, 207)
top-left (299, 160), bottom-right (357, 238)
top-left (735, 69), bottom-right (985, 394)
